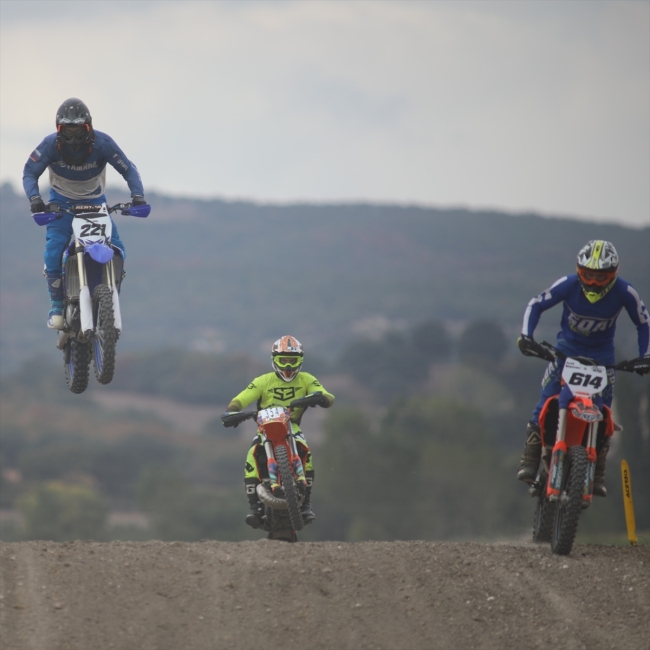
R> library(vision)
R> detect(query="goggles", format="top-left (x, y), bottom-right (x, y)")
top-left (577, 267), bottom-right (617, 288)
top-left (275, 356), bottom-right (302, 367)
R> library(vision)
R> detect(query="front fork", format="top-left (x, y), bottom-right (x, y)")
top-left (108, 257), bottom-right (122, 332)
top-left (76, 249), bottom-right (93, 337)
top-left (263, 432), bottom-right (306, 487)
top-left (547, 408), bottom-right (597, 505)
top-left (74, 250), bottom-right (122, 337)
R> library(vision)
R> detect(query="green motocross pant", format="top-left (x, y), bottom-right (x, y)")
top-left (244, 432), bottom-right (313, 481)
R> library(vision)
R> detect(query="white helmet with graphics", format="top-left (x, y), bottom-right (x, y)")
top-left (576, 240), bottom-right (619, 303)
top-left (271, 335), bottom-right (304, 382)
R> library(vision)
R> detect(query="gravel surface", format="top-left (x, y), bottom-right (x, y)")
top-left (1, 540), bottom-right (648, 650)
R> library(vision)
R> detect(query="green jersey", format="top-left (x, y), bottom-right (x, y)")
top-left (227, 371), bottom-right (335, 433)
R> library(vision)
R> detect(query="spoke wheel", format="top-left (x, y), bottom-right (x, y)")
top-left (532, 494), bottom-right (557, 543)
top-left (275, 445), bottom-right (304, 533)
top-left (551, 446), bottom-right (588, 555)
top-left (64, 338), bottom-right (91, 394)
top-left (92, 284), bottom-right (117, 384)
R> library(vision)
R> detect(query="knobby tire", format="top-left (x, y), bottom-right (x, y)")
top-left (532, 494), bottom-right (557, 543)
top-left (275, 445), bottom-right (304, 533)
top-left (92, 284), bottom-right (117, 384)
top-left (551, 445), bottom-right (588, 555)
top-left (64, 338), bottom-right (91, 394)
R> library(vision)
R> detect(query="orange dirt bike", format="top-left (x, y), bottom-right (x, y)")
top-left (526, 341), bottom-right (645, 555)
top-left (221, 392), bottom-right (324, 542)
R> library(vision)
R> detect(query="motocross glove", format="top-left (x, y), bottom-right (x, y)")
top-left (132, 195), bottom-right (147, 206)
top-left (634, 356), bottom-right (650, 376)
top-left (517, 335), bottom-right (546, 358)
top-left (221, 412), bottom-right (240, 428)
top-left (30, 196), bottom-right (46, 214)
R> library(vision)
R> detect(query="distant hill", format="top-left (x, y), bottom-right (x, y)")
top-left (1, 183), bottom-right (648, 370)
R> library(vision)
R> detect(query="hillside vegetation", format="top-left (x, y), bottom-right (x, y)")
top-left (1, 183), bottom-right (648, 370)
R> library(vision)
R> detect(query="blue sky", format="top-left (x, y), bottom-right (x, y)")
top-left (1, 0), bottom-right (648, 225)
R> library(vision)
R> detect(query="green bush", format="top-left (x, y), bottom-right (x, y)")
top-left (18, 481), bottom-right (109, 541)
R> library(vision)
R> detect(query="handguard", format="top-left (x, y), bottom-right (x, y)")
top-left (289, 392), bottom-right (325, 410)
top-left (517, 336), bottom-right (555, 361)
top-left (221, 411), bottom-right (256, 428)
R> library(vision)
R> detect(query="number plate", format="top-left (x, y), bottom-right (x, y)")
top-left (561, 358), bottom-right (607, 397)
top-left (71, 203), bottom-right (112, 246)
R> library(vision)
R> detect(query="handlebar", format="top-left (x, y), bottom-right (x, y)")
top-left (536, 340), bottom-right (646, 373)
top-left (220, 392), bottom-right (325, 428)
top-left (31, 201), bottom-right (150, 226)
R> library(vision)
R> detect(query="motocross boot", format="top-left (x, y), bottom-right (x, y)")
top-left (46, 273), bottom-right (64, 330)
top-left (593, 441), bottom-right (610, 497)
top-left (244, 480), bottom-right (264, 529)
top-left (301, 471), bottom-right (316, 524)
top-left (517, 422), bottom-right (542, 484)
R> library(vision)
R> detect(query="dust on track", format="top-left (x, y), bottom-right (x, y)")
top-left (1, 540), bottom-right (648, 650)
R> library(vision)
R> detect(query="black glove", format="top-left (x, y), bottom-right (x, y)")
top-left (30, 196), bottom-right (46, 214)
top-left (517, 335), bottom-right (545, 358)
top-left (131, 196), bottom-right (146, 206)
top-left (634, 357), bottom-right (650, 376)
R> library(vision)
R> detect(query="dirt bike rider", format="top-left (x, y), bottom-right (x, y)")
top-left (22, 98), bottom-right (146, 330)
top-left (516, 240), bottom-right (650, 495)
top-left (225, 335), bottom-right (335, 529)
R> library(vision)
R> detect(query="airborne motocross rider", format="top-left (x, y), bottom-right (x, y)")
top-left (22, 98), bottom-right (146, 330)
top-left (516, 240), bottom-right (650, 495)
top-left (225, 336), bottom-right (335, 529)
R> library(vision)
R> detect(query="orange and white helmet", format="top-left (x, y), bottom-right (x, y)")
top-left (271, 335), bottom-right (304, 382)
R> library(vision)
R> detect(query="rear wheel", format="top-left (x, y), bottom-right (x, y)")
top-left (275, 445), bottom-right (304, 533)
top-left (92, 284), bottom-right (116, 384)
top-left (551, 446), bottom-right (588, 555)
top-left (64, 338), bottom-right (91, 394)
top-left (533, 494), bottom-right (557, 543)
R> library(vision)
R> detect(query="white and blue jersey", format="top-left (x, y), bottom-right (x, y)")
top-left (22, 131), bottom-right (144, 202)
top-left (522, 274), bottom-right (649, 425)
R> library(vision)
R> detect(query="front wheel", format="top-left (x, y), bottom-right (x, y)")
top-left (92, 284), bottom-right (116, 384)
top-left (275, 445), bottom-right (304, 533)
top-left (551, 446), bottom-right (588, 555)
top-left (64, 338), bottom-right (91, 394)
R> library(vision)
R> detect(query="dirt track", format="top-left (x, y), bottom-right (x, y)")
top-left (1, 540), bottom-right (648, 650)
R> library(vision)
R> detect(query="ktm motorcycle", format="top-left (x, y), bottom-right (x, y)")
top-left (525, 341), bottom-right (645, 555)
top-left (33, 201), bottom-right (150, 394)
top-left (221, 392), bottom-right (324, 542)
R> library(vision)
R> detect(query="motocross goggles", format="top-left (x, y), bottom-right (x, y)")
top-left (275, 356), bottom-right (302, 369)
top-left (58, 124), bottom-right (92, 150)
top-left (272, 354), bottom-right (303, 382)
top-left (577, 266), bottom-right (617, 302)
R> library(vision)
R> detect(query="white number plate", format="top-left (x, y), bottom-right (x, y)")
top-left (561, 358), bottom-right (607, 397)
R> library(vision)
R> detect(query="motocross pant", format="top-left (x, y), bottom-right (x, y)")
top-left (244, 432), bottom-right (314, 498)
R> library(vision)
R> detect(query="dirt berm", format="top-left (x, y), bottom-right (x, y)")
top-left (1, 540), bottom-right (648, 650)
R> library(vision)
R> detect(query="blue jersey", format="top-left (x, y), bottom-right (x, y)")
top-left (22, 131), bottom-right (144, 202)
top-left (522, 274), bottom-right (649, 362)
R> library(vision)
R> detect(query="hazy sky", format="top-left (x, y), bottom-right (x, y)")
top-left (1, 0), bottom-right (648, 225)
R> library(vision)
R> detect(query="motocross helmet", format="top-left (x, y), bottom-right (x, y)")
top-left (55, 98), bottom-right (95, 164)
top-left (576, 240), bottom-right (619, 303)
top-left (271, 335), bottom-right (304, 382)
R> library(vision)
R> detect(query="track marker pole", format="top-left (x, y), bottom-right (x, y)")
top-left (620, 460), bottom-right (637, 546)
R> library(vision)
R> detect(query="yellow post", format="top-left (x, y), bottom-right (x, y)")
top-left (621, 460), bottom-right (637, 546)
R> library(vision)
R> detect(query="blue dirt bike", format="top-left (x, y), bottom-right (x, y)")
top-left (32, 201), bottom-right (150, 394)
